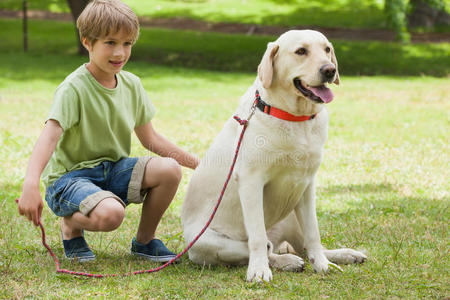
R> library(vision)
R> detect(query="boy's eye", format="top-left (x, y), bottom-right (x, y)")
top-left (106, 41), bottom-right (115, 45)
top-left (124, 42), bottom-right (132, 46)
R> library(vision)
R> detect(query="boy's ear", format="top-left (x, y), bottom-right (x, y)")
top-left (81, 37), bottom-right (92, 52)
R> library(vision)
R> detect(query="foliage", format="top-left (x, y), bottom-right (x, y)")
top-left (385, 0), bottom-right (449, 42)
top-left (385, 0), bottom-right (411, 42)
top-left (422, 0), bottom-right (447, 11)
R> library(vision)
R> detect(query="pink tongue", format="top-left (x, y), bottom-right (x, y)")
top-left (309, 86), bottom-right (334, 103)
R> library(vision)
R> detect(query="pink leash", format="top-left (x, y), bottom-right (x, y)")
top-left (17, 115), bottom-right (251, 278)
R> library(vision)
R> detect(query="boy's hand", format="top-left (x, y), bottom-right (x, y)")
top-left (17, 119), bottom-right (63, 226)
top-left (18, 184), bottom-right (43, 226)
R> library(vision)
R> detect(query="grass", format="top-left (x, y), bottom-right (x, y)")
top-left (0, 18), bottom-right (449, 299)
top-left (1, 51), bottom-right (448, 299)
top-left (125, 0), bottom-right (388, 29)
top-left (1, 18), bottom-right (450, 76)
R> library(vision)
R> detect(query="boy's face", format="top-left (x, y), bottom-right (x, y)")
top-left (83, 29), bottom-right (133, 81)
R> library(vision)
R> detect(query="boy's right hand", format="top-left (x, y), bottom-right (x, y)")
top-left (17, 119), bottom-right (63, 226)
top-left (18, 184), bottom-right (43, 226)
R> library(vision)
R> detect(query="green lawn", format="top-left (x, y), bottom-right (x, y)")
top-left (0, 17), bottom-right (449, 299)
top-left (125, 0), bottom-right (388, 29)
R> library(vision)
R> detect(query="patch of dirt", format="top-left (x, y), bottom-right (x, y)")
top-left (2, 9), bottom-right (449, 43)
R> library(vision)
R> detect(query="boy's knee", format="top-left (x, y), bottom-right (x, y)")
top-left (164, 158), bottom-right (182, 184)
top-left (147, 157), bottom-right (182, 185)
top-left (94, 199), bottom-right (125, 231)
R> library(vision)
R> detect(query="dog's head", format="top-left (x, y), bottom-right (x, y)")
top-left (258, 30), bottom-right (339, 105)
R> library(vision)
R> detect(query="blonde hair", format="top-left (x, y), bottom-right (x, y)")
top-left (77, 0), bottom-right (139, 45)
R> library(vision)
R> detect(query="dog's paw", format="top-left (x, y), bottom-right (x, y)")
top-left (326, 248), bottom-right (367, 265)
top-left (309, 251), bottom-right (342, 274)
top-left (269, 253), bottom-right (305, 272)
top-left (246, 264), bottom-right (273, 283)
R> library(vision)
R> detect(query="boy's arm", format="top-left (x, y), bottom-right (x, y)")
top-left (18, 119), bottom-right (63, 226)
top-left (134, 121), bottom-right (199, 170)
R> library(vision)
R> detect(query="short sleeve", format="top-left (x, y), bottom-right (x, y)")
top-left (47, 84), bottom-right (80, 131)
top-left (135, 80), bottom-right (156, 127)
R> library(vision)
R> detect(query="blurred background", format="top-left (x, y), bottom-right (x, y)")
top-left (1, 0), bottom-right (449, 75)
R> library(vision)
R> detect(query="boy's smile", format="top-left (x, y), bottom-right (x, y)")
top-left (83, 29), bottom-right (133, 88)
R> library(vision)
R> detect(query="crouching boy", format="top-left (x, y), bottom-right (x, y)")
top-left (18, 0), bottom-right (199, 262)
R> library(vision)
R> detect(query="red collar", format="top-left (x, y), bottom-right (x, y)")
top-left (254, 90), bottom-right (316, 122)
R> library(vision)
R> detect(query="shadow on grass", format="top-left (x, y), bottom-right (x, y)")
top-left (318, 181), bottom-right (440, 217)
top-left (318, 182), bottom-right (447, 218)
top-left (260, 1), bottom-right (384, 29)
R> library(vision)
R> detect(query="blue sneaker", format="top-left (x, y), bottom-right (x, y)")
top-left (131, 237), bottom-right (177, 263)
top-left (62, 236), bottom-right (95, 262)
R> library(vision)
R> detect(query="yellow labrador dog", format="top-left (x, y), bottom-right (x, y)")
top-left (181, 30), bottom-right (366, 283)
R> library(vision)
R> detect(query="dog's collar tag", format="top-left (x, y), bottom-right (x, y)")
top-left (254, 90), bottom-right (316, 122)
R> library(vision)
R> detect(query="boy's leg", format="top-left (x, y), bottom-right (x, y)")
top-left (61, 198), bottom-right (125, 240)
top-left (135, 157), bottom-right (182, 244)
top-left (46, 168), bottom-right (126, 261)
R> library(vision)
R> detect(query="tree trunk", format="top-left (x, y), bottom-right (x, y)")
top-left (408, 0), bottom-right (450, 28)
top-left (67, 0), bottom-right (90, 55)
top-left (23, 0), bottom-right (28, 52)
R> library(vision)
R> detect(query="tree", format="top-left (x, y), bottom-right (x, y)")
top-left (408, 0), bottom-right (450, 28)
top-left (385, 0), bottom-right (450, 43)
top-left (385, 0), bottom-right (410, 43)
top-left (22, 0), bottom-right (28, 52)
top-left (66, 0), bottom-right (89, 55)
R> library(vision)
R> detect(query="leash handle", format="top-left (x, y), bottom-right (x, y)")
top-left (16, 115), bottom-right (250, 278)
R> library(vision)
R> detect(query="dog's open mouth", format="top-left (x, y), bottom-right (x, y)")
top-left (293, 78), bottom-right (334, 103)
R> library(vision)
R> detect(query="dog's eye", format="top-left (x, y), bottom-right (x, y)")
top-left (325, 46), bottom-right (331, 53)
top-left (295, 48), bottom-right (307, 55)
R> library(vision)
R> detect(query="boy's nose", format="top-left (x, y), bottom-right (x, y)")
top-left (113, 46), bottom-right (125, 57)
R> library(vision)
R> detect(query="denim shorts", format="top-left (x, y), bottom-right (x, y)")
top-left (45, 157), bottom-right (152, 217)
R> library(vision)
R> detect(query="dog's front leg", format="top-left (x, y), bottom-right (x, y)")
top-left (295, 180), bottom-right (340, 274)
top-left (238, 171), bottom-right (272, 283)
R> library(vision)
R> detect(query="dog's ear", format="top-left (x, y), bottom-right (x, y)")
top-left (258, 42), bottom-right (279, 89)
top-left (330, 44), bottom-right (340, 85)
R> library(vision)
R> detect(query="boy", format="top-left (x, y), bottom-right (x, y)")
top-left (17, 0), bottom-right (199, 262)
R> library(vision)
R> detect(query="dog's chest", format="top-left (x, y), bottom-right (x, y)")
top-left (262, 158), bottom-right (317, 225)
top-left (252, 121), bottom-right (324, 172)
top-left (255, 122), bottom-right (325, 225)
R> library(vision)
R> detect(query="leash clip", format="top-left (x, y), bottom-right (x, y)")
top-left (247, 101), bottom-right (257, 122)
top-left (234, 99), bottom-right (256, 126)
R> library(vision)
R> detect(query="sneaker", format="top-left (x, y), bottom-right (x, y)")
top-left (131, 237), bottom-right (177, 263)
top-left (62, 236), bottom-right (96, 262)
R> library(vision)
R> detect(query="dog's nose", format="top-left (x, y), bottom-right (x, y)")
top-left (320, 64), bottom-right (336, 81)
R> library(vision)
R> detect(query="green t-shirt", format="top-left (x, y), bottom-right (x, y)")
top-left (42, 64), bottom-right (156, 187)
